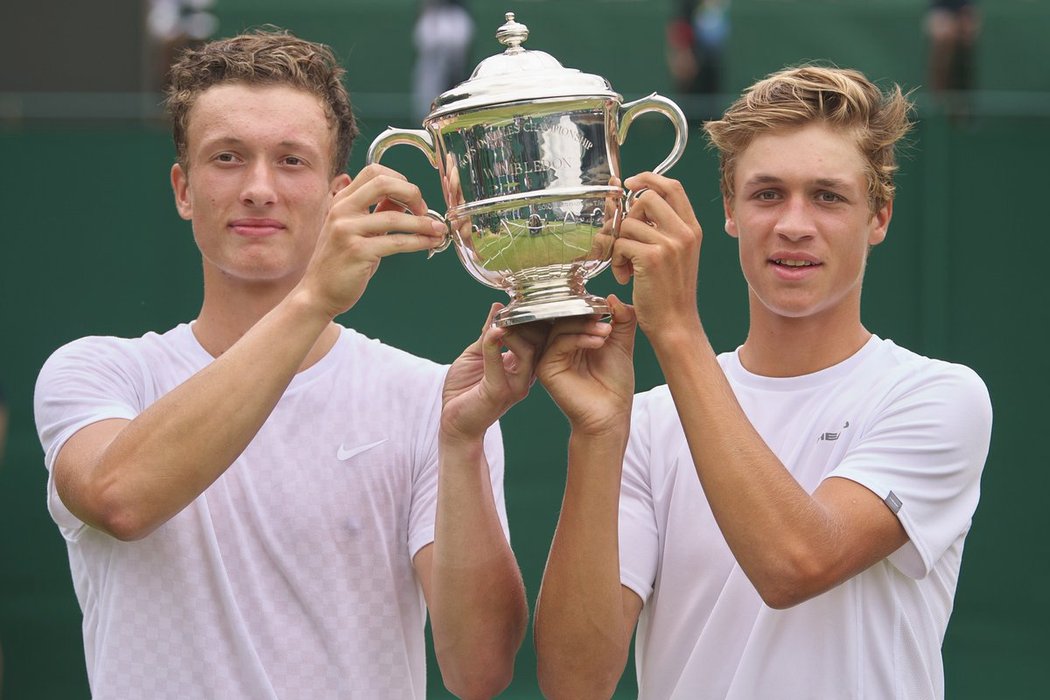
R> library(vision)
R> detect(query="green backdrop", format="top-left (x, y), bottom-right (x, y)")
top-left (1, 1), bottom-right (1048, 698)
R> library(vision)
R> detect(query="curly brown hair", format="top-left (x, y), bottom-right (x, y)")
top-left (164, 27), bottom-right (358, 176)
top-left (703, 65), bottom-right (913, 211)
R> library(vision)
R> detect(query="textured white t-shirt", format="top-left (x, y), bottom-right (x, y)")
top-left (619, 336), bottom-right (991, 700)
top-left (34, 323), bottom-right (508, 700)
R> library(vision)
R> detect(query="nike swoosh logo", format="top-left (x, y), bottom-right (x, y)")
top-left (337, 439), bottom-right (388, 461)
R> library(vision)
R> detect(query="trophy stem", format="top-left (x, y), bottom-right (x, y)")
top-left (494, 277), bottom-right (610, 327)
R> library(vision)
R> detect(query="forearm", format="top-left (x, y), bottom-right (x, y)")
top-left (66, 289), bottom-right (332, 539)
top-left (535, 431), bottom-right (631, 699)
top-left (428, 435), bottom-right (527, 699)
top-left (651, 326), bottom-right (838, 605)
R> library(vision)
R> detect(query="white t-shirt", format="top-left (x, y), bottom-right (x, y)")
top-left (619, 336), bottom-right (992, 700)
top-left (34, 323), bottom-right (508, 700)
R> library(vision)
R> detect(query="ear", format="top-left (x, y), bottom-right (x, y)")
top-left (868, 199), bottom-right (892, 247)
top-left (723, 195), bottom-right (739, 238)
top-left (171, 163), bottom-right (192, 221)
top-left (330, 172), bottom-right (352, 196)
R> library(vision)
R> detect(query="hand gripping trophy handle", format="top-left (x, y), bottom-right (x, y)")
top-left (365, 128), bottom-right (453, 258)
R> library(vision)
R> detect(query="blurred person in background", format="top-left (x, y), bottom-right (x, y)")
top-left (34, 28), bottom-right (533, 699)
top-left (143, 0), bottom-right (219, 92)
top-left (412, 0), bottom-right (475, 122)
top-left (533, 64), bottom-right (992, 699)
top-left (925, 0), bottom-right (980, 95)
top-left (666, 0), bottom-right (730, 96)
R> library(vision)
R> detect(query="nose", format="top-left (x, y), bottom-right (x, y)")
top-left (241, 161), bottom-right (277, 207)
top-left (773, 197), bottom-right (816, 241)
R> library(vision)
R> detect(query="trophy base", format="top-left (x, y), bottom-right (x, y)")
top-left (494, 294), bottom-right (610, 328)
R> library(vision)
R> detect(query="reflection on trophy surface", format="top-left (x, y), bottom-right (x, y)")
top-left (368, 11), bottom-right (687, 326)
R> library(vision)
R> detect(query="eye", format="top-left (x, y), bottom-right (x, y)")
top-left (282, 155), bottom-right (306, 167)
top-left (214, 152), bottom-right (238, 164)
top-left (755, 190), bottom-right (780, 201)
top-left (817, 191), bottom-right (845, 203)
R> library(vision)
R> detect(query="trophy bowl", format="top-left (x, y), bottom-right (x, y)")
top-left (367, 12), bottom-right (688, 327)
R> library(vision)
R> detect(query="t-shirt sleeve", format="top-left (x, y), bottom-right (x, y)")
top-left (619, 392), bottom-right (661, 604)
top-left (828, 362), bottom-right (992, 579)
top-left (33, 337), bottom-right (147, 541)
top-left (407, 369), bottom-right (510, 560)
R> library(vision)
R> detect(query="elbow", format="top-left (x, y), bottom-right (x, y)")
top-left (537, 661), bottom-right (622, 700)
top-left (751, 549), bottom-right (832, 610)
top-left (757, 583), bottom-right (807, 611)
top-left (95, 504), bottom-right (158, 542)
top-left (535, 635), bottom-right (627, 700)
top-left (80, 483), bottom-right (159, 542)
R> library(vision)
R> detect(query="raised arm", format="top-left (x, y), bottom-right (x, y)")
top-left (614, 173), bottom-right (908, 608)
top-left (415, 306), bottom-right (543, 699)
top-left (534, 301), bottom-right (642, 699)
top-left (50, 165), bottom-right (446, 541)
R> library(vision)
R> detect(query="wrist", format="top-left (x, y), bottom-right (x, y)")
top-left (568, 418), bottom-right (630, 448)
top-left (284, 284), bottom-right (338, 327)
top-left (439, 423), bottom-right (488, 452)
top-left (647, 314), bottom-right (705, 359)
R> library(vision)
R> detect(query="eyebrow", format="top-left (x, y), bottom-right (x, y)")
top-left (744, 175), bottom-right (855, 190)
top-left (200, 136), bottom-right (322, 155)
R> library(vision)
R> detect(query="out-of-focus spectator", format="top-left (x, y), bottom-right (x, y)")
top-left (412, 0), bottom-right (475, 123)
top-left (925, 0), bottom-right (980, 94)
top-left (144, 0), bottom-right (219, 92)
top-left (667, 0), bottom-right (730, 96)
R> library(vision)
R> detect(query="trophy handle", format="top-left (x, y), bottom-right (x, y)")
top-left (617, 93), bottom-right (689, 176)
top-left (366, 128), bottom-right (451, 257)
top-left (366, 126), bottom-right (441, 169)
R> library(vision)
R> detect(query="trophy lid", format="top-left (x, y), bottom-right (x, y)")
top-left (426, 12), bottom-right (620, 122)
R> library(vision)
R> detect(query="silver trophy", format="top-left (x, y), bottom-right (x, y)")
top-left (368, 12), bottom-right (688, 327)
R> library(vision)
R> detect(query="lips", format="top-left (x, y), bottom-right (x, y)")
top-left (229, 218), bottom-right (285, 237)
top-left (769, 252), bottom-right (821, 278)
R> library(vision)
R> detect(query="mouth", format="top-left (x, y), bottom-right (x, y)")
top-left (229, 219), bottom-right (285, 237)
top-left (771, 258), bottom-right (818, 268)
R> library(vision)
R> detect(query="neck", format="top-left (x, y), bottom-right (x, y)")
top-left (192, 275), bottom-right (339, 370)
top-left (739, 295), bottom-right (871, 378)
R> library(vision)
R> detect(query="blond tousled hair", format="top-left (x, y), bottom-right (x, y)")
top-left (164, 27), bottom-right (358, 176)
top-left (703, 65), bottom-right (913, 211)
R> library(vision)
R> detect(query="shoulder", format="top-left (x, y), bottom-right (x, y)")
top-left (332, 326), bottom-right (449, 391)
top-left (872, 340), bottom-right (991, 411)
top-left (337, 326), bottom-right (445, 370)
top-left (38, 326), bottom-right (190, 379)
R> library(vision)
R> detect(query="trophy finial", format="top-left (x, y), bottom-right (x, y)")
top-left (496, 11), bottom-right (529, 53)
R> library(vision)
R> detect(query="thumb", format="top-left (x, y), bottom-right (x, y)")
top-left (607, 295), bottom-right (637, 348)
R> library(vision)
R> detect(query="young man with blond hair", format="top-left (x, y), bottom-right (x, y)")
top-left (534, 65), bottom-right (992, 699)
top-left (35, 28), bottom-right (536, 699)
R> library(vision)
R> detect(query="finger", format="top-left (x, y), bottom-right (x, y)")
top-left (500, 330), bottom-right (542, 381)
top-left (542, 317), bottom-right (613, 358)
top-left (624, 173), bottom-right (701, 231)
top-left (506, 320), bottom-right (551, 350)
top-left (481, 303), bottom-right (503, 334)
top-left (606, 295), bottom-right (638, 347)
top-left (364, 229), bottom-right (446, 258)
top-left (336, 173), bottom-right (429, 216)
top-left (618, 216), bottom-right (669, 245)
top-left (611, 246), bottom-right (635, 285)
top-left (611, 235), bottom-right (652, 269)
top-left (542, 326), bottom-right (611, 358)
top-left (480, 322), bottom-right (510, 385)
top-left (333, 209), bottom-right (445, 239)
